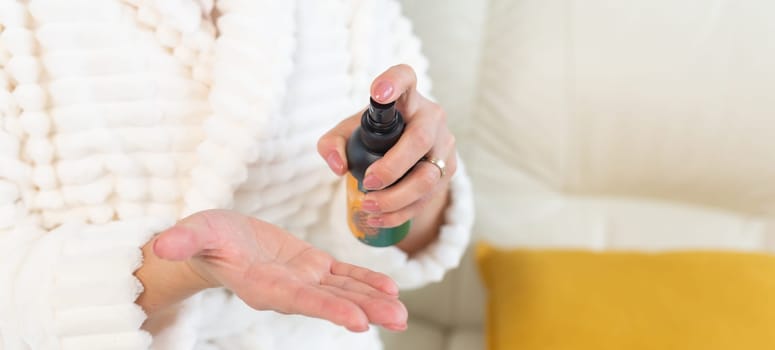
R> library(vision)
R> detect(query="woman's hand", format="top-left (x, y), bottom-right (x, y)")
top-left (136, 209), bottom-right (407, 332)
top-left (318, 64), bottom-right (457, 253)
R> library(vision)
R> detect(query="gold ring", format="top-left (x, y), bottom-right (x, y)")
top-left (422, 156), bottom-right (446, 178)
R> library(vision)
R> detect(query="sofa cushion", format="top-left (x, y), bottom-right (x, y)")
top-left (381, 319), bottom-right (445, 350)
top-left (471, 0), bottom-right (775, 246)
top-left (477, 243), bottom-right (775, 350)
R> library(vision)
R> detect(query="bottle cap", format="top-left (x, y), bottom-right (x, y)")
top-left (367, 98), bottom-right (398, 131)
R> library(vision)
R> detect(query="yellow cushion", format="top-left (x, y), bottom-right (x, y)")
top-left (476, 243), bottom-right (775, 350)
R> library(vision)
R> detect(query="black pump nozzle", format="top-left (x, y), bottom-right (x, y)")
top-left (366, 98), bottom-right (399, 131)
top-left (358, 98), bottom-right (404, 154)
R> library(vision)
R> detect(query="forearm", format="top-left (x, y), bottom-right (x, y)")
top-left (134, 238), bottom-right (214, 317)
top-left (396, 184), bottom-right (450, 255)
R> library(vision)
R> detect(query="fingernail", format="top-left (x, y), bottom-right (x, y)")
top-left (363, 174), bottom-right (383, 190)
top-left (326, 152), bottom-right (345, 175)
top-left (384, 323), bottom-right (408, 332)
top-left (348, 324), bottom-right (370, 332)
top-left (361, 200), bottom-right (380, 213)
top-left (384, 282), bottom-right (400, 296)
top-left (367, 215), bottom-right (384, 227)
top-left (373, 81), bottom-right (394, 102)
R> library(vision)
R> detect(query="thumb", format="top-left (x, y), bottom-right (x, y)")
top-left (153, 211), bottom-right (220, 261)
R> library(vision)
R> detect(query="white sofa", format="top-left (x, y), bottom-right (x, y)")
top-left (384, 0), bottom-right (775, 349)
top-left (382, 1), bottom-right (489, 349)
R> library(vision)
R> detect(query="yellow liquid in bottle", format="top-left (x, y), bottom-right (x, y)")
top-left (346, 174), bottom-right (410, 247)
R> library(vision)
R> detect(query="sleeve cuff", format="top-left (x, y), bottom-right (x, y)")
top-left (390, 155), bottom-right (474, 289)
top-left (13, 218), bottom-right (172, 349)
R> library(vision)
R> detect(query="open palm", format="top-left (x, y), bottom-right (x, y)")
top-left (153, 210), bottom-right (407, 332)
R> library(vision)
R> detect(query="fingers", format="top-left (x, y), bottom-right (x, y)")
top-left (363, 143), bottom-right (455, 216)
top-left (322, 275), bottom-right (398, 299)
top-left (367, 192), bottom-right (434, 228)
top-left (323, 63), bottom-right (458, 235)
top-left (364, 117), bottom-right (451, 194)
top-left (320, 284), bottom-right (408, 332)
top-left (321, 275), bottom-right (406, 330)
top-left (331, 261), bottom-right (399, 296)
top-left (362, 134), bottom-right (457, 228)
top-left (317, 113), bottom-right (361, 176)
top-left (277, 280), bottom-right (371, 332)
top-left (243, 261), bottom-right (402, 332)
top-left (370, 64), bottom-right (420, 115)
top-left (153, 209), bottom-right (230, 261)
top-left (322, 64), bottom-right (437, 183)
top-left (255, 276), bottom-right (406, 333)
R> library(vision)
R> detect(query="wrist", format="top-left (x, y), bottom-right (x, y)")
top-left (135, 238), bottom-right (216, 316)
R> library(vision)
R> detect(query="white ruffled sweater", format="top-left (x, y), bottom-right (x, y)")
top-left (0, 0), bottom-right (474, 349)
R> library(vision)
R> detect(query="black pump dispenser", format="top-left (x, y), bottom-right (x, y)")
top-left (348, 98), bottom-right (405, 181)
top-left (345, 98), bottom-right (410, 247)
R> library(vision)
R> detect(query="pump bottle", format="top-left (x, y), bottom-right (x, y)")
top-left (345, 98), bottom-right (411, 247)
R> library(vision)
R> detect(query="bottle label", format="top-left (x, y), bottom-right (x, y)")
top-left (346, 174), bottom-right (410, 247)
